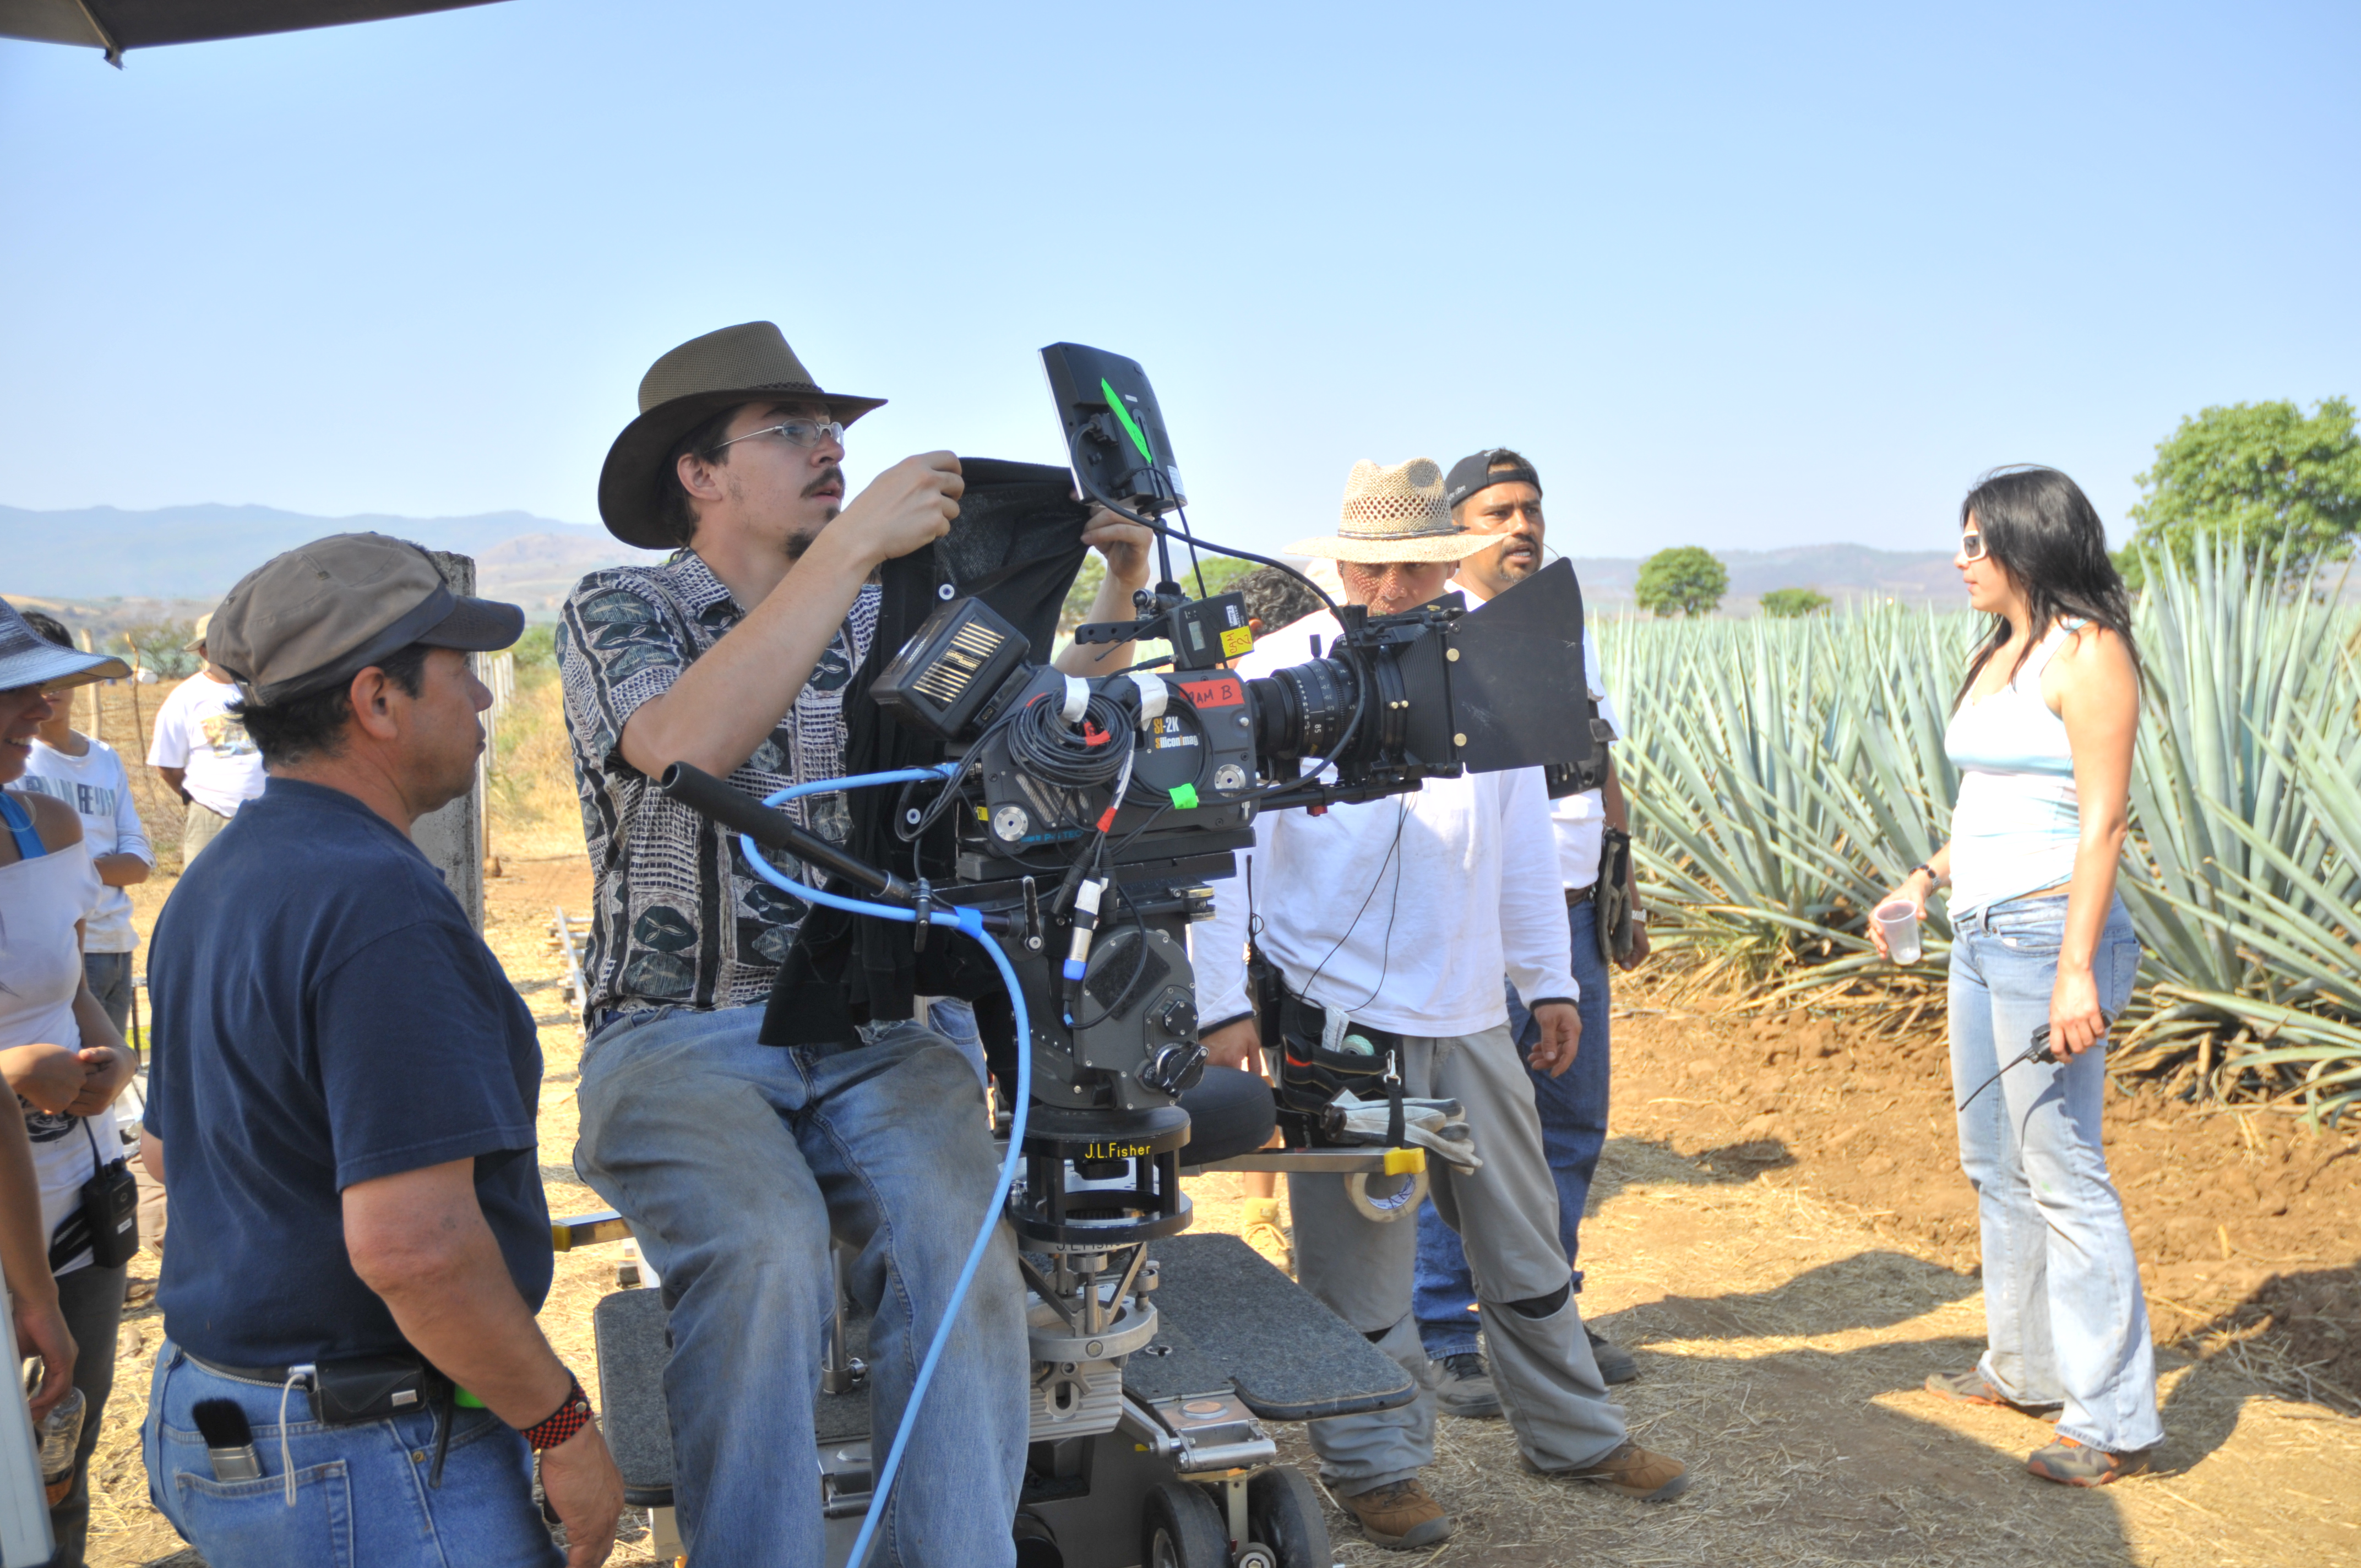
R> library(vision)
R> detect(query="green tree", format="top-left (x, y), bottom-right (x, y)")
top-left (117, 618), bottom-right (199, 679)
top-left (2121, 397), bottom-right (2360, 589)
top-left (1759, 587), bottom-right (1832, 619)
top-left (1635, 546), bottom-right (1729, 618)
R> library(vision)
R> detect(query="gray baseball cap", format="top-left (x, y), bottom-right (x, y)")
top-left (209, 532), bottom-right (525, 706)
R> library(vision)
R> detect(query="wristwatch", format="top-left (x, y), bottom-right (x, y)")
top-left (1631, 909), bottom-right (1649, 925)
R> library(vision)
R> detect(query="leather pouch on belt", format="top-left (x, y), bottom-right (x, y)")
top-left (1274, 990), bottom-right (1404, 1124)
top-left (309, 1353), bottom-right (450, 1425)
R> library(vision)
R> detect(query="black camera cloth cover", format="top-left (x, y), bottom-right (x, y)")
top-left (759, 459), bottom-right (1094, 1070)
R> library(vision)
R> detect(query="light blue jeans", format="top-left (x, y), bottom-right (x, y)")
top-left (143, 1342), bottom-right (559, 1567)
top-left (1949, 892), bottom-right (2162, 1453)
top-left (574, 1005), bottom-right (1027, 1566)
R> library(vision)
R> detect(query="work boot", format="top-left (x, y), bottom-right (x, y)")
top-left (1588, 1329), bottom-right (1639, 1385)
top-left (1240, 1197), bottom-right (1292, 1274)
top-left (1431, 1351), bottom-right (1502, 1418)
top-left (2026, 1435), bottom-right (2152, 1487)
top-left (1340, 1478), bottom-right (1455, 1548)
top-left (1531, 1440), bottom-right (1691, 1501)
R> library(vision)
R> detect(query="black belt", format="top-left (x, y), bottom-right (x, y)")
top-left (1564, 883), bottom-right (1596, 905)
top-left (186, 1352), bottom-right (307, 1386)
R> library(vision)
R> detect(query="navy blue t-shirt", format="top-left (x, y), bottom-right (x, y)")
top-left (145, 777), bottom-right (551, 1367)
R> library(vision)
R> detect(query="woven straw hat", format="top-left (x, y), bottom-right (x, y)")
top-left (1286, 459), bottom-right (1496, 563)
top-left (598, 322), bottom-right (886, 548)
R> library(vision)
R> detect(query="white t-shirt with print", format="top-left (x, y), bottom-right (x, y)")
top-left (17, 735), bottom-right (151, 951)
top-left (146, 673), bottom-right (266, 818)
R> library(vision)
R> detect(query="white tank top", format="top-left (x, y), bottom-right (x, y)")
top-left (1943, 621), bottom-right (2085, 919)
top-left (0, 831), bottom-right (114, 1273)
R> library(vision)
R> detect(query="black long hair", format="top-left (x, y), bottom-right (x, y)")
top-left (1952, 465), bottom-right (2143, 710)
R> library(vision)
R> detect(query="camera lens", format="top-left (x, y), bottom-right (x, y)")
top-left (1248, 656), bottom-right (1359, 764)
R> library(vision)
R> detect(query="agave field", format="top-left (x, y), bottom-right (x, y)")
top-left (1596, 543), bottom-right (2361, 1124)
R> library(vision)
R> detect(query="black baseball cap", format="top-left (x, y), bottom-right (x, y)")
top-left (1444, 449), bottom-right (1543, 511)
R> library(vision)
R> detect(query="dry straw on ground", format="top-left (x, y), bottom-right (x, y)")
top-left (83, 854), bottom-right (2361, 1566)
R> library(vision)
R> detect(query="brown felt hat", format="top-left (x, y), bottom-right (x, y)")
top-left (209, 532), bottom-right (525, 706)
top-left (597, 322), bottom-right (886, 548)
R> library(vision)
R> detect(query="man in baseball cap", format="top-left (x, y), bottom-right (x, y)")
top-left (1415, 450), bottom-right (1652, 1416)
top-left (140, 533), bottom-right (626, 1568)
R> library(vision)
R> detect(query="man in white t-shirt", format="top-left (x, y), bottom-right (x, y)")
top-left (1413, 449), bottom-right (1654, 1414)
top-left (16, 612), bottom-right (155, 1036)
top-left (145, 612), bottom-right (266, 867)
top-left (1196, 459), bottom-right (1687, 1551)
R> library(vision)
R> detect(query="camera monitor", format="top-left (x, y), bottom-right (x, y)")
top-left (1041, 342), bottom-right (1188, 518)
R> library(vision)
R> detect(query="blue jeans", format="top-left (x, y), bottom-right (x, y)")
top-left (574, 1006), bottom-right (1027, 1566)
top-left (1950, 892), bottom-right (2161, 1453)
top-left (85, 950), bottom-right (134, 1039)
top-left (1415, 895), bottom-right (1609, 1359)
top-left (142, 1342), bottom-right (559, 1567)
top-left (921, 995), bottom-right (988, 1089)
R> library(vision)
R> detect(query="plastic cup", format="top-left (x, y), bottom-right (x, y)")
top-left (1875, 900), bottom-right (1923, 965)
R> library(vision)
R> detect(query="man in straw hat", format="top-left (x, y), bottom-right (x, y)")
top-left (1195, 458), bottom-right (1689, 1549)
top-left (138, 535), bottom-right (625, 1567)
top-left (557, 322), bottom-right (1154, 1564)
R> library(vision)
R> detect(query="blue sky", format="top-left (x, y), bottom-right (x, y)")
top-left (3, 1), bottom-right (2354, 562)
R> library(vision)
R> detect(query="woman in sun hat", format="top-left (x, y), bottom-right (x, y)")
top-left (0, 598), bottom-right (139, 1565)
top-left (1871, 465), bottom-right (2159, 1488)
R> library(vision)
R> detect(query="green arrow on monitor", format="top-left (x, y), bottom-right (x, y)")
top-left (1101, 378), bottom-right (1156, 463)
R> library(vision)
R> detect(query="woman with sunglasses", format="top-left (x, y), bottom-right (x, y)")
top-left (1871, 465), bottom-right (2159, 1487)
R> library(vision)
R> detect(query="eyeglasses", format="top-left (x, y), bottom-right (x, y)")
top-left (1960, 529), bottom-right (1987, 561)
top-left (714, 417), bottom-right (845, 454)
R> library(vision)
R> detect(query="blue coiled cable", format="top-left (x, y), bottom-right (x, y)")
top-left (738, 766), bottom-right (1030, 1568)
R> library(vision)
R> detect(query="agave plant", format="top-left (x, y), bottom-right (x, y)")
top-left (2112, 540), bottom-right (2361, 1113)
top-left (1598, 606), bottom-right (1973, 997)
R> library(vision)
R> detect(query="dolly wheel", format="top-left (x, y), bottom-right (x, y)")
top-left (1142, 1480), bottom-right (1231, 1568)
top-left (1248, 1466), bottom-right (1332, 1568)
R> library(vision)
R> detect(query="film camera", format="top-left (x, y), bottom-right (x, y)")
top-left (644, 344), bottom-right (1601, 1565)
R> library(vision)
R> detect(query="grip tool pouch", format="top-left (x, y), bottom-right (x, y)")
top-left (1270, 984), bottom-right (1408, 1148)
top-left (1593, 825), bottom-right (1636, 966)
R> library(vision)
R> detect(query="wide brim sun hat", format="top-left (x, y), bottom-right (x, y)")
top-left (0, 601), bottom-right (130, 692)
top-left (598, 321), bottom-right (886, 549)
top-left (1286, 458), bottom-right (1498, 563)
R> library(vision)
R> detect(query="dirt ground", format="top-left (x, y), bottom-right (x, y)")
top-left (80, 856), bottom-right (2361, 1566)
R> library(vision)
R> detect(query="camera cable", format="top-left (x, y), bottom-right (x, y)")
top-left (740, 765), bottom-right (1033, 1568)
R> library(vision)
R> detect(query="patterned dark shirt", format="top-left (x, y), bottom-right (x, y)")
top-left (557, 550), bottom-right (879, 1021)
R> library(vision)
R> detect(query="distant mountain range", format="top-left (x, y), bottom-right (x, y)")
top-left (1566, 545), bottom-right (1963, 614)
top-left (3, 503), bottom-right (665, 624)
top-left (6, 503), bottom-right (1973, 633)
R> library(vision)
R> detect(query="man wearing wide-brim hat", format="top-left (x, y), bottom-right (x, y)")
top-left (557, 322), bottom-right (1154, 1565)
top-left (1194, 459), bottom-right (1690, 1549)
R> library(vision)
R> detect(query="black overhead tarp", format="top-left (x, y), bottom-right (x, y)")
top-left (0, 1), bottom-right (504, 64)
